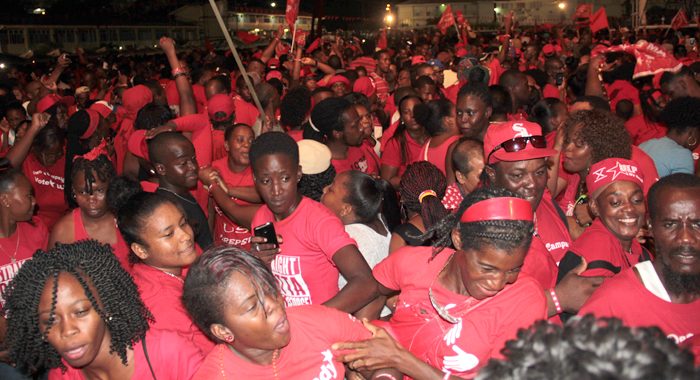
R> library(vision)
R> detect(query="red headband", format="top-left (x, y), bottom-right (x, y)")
top-left (460, 197), bottom-right (533, 223)
top-left (80, 109), bottom-right (101, 139)
top-left (73, 139), bottom-right (109, 162)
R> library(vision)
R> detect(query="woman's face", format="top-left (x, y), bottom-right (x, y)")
top-left (354, 105), bottom-right (373, 140)
top-left (56, 104), bottom-right (70, 129)
top-left (6, 175), bottom-right (36, 223)
top-left (34, 142), bottom-right (64, 168)
top-left (341, 106), bottom-right (363, 147)
top-left (455, 239), bottom-right (527, 300)
top-left (563, 125), bottom-right (593, 174)
top-left (88, 116), bottom-right (112, 151)
top-left (225, 125), bottom-right (255, 167)
top-left (253, 154), bottom-right (302, 220)
top-left (320, 171), bottom-right (350, 221)
top-left (135, 202), bottom-right (197, 271)
top-left (217, 271), bottom-right (290, 351)
top-left (591, 181), bottom-right (646, 245)
top-left (331, 82), bottom-right (347, 98)
top-left (73, 170), bottom-right (110, 219)
top-left (397, 70), bottom-right (411, 88)
top-left (400, 97), bottom-right (422, 133)
top-left (38, 272), bottom-right (110, 369)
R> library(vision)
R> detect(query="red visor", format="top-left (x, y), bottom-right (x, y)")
top-left (460, 197), bottom-right (533, 223)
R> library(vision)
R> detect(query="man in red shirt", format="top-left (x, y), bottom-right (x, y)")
top-left (579, 173), bottom-right (700, 364)
top-left (370, 50), bottom-right (391, 104)
top-left (543, 57), bottom-right (565, 101)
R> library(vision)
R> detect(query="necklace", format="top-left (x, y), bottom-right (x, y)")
top-left (272, 348), bottom-right (279, 380)
top-left (218, 345), bottom-right (280, 380)
top-left (429, 252), bottom-right (462, 324)
top-left (160, 269), bottom-right (184, 283)
top-left (0, 227), bottom-right (20, 264)
top-left (158, 187), bottom-right (198, 205)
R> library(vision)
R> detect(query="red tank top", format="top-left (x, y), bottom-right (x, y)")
top-left (73, 208), bottom-right (132, 272)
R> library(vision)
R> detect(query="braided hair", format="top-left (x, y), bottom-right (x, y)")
top-left (302, 97), bottom-right (354, 142)
top-left (183, 245), bottom-right (280, 343)
top-left (0, 240), bottom-right (153, 374)
top-left (400, 161), bottom-right (448, 230)
top-left (420, 186), bottom-right (534, 259)
top-left (69, 155), bottom-right (116, 209)
top-left (390, 95), bottom-right (424, 164)
top-left (412, 98), bottom-right (455, 136)
top-left (298, 165), bottom-right (336, 202)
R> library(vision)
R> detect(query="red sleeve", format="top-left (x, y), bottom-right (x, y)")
top-left (578, 278), bottom-right (617, 318)
top-left (488, 59), bottom-right (506, 86)
top-left (149, 329), bottom-right (205, 380)
top-left (165, 80), bottom-right (180, 106)
top-left (307, 203), bottom-right (357, 261)
top-left (192, 85), bottom-right (207, 114)
top-left (372, 247), bottom-right (405, 291)
top-left (381, 137), bottom-right (402, 168)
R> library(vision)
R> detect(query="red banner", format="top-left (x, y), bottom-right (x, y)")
top-left (295, 29), bottom-right (309, 46)
top-left (589, 6), bottom-right (609, 34)
top-left (671, 8), bottom-right (690, 30)
top-left (286, 0), bottom-right (299, 28)
top-left (591, 40), bottom-right (683, 79)
top-left (437, 5), bottom-right (456, 34)
top-left (572, 4), bottom-right (593, 20)
top-left (455, 10), bottom-right (465, 26)
top-left (276, 41), bottom-right (290, 58)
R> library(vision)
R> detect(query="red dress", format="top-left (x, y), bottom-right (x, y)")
top-left (72, 208), bottom-right (131, 272)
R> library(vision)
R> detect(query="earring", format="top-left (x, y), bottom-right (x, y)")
top-left (225, 336), bottom-right (233, 342)
top-left (688, 135), bottom-right (697, 147)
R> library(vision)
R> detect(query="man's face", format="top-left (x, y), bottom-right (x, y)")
top-left (649, 187), bottom-right (700, 294)
top-left (82, 72), bottom-right (97, 91)
top-left (512, 74), bottom-right (531, 105)
top-left (76, 92), bottom-right (90, 109)
top-left (376, 52), bottom-right (391, 74)
top-left (661, 79), bottom-right (690, 102)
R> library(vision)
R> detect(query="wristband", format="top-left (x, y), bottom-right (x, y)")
top-left (171, 67), bottom-right (186, 76)
top-left (313, 60), bottom-right (318, 67)
top-left (549, 288), bottom-right (563, 314)
top-left (207, 181), bottom-right (219, 193)
top-left (503, 34), bottom-right (512, 39)
top-left (442, 370), bottom-right (451, 380)
top-left (173, 72), bottom-right (186, 80)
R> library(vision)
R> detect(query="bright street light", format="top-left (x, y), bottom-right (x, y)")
top-left (558, 2), bottom-right (565, 8)
top-left (387, 15), bottom-right (393, 22)
top-left (271, 2), bottom-right (276, 7)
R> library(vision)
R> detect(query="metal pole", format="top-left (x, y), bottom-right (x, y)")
top-left (207, 0), bottom-right (267, 120)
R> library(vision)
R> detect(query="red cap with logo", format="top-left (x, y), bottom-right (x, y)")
top-left (586, 158), bottom-right (644, 199)
top-left (483, 121), bottom-right (558, 164)
top-left (207, 94), bottom-right (236, 121)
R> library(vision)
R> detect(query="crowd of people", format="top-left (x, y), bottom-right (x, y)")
top-left (0, 12), bottom-right (698, 380)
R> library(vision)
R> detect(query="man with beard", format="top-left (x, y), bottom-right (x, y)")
top-left (579, 173), bottom-right (700, 364)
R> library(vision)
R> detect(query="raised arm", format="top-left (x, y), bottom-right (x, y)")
top-left (261, 25), bottom-right (285, 64)
top-left (160, 37), bottom-right (196, 116)
top-left (495, 10), bottom-right (514, 65)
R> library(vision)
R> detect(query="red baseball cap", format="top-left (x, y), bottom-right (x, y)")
top-left (483, 121), bottom-right (558, 164)
top-left (353, 76), bottom-right (376, 98)
top-left (207, 94), bottom-right (236, 121)
top-left (37, 93), bottom-right (75, 113)
top-left (89, 101), bottom-right (114, 119)
top-left (586, 158), bottom-right (644, 199)
top-left (542, 44), bottom-right (556, 56)
top-left (267, 58), bottom-right (280, 69)
top-left (411, 55), bottom-right (427, 65)
top-left (266, 70), bottom-right (283, 81)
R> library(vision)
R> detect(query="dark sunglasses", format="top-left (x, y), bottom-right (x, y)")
top-left (487, 135), bottom-right (547, 163)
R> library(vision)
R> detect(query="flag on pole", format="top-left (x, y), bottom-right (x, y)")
top-left (589, 7), bottom-right (609, 34)
top-left (286, 0), bottom-right (299, 28)
top-left (670, 8), bottom-right (690, 30)
top-left (455, 10), bottom-right (465, 26)
top-left (377, 27), bottom-right (387, 49)
top-left (571, 4), bottom-right (593, 20)
top-left (437, 5), bottom-right (456, 34)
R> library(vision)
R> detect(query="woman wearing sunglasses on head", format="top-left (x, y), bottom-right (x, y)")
top-left (332, 186), bottom-right (547, 379)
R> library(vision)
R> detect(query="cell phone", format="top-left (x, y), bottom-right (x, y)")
top-left (253, 222), bottom-right (278, 247)
top-left (349, 40), bottom-right (355, 44)
top-left (691, 38), bottom-right (696, 47)
top-left (556, 73), bottom-right (564, 86)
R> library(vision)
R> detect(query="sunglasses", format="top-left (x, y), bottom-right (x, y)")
top-left (487, 135), bottom-right (547, 163)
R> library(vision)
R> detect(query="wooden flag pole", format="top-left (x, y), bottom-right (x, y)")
top-left (207, 0), bottom-right (266, 120)
top-left (454, 23), bottom-right (463, 42)
top-left (291, 22), bottom-right (298, 53)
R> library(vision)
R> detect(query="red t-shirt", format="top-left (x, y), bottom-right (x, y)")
top-left (211, 158), bottom-right (258, 250)
top-left (374, 246), bottom-right (547, 378)
top-left (579, 265), bottom-right (700, 365)
top-left (192, 84), bottom-right (208, 114)
top-left (488, 59), bottom-right (507, 86)
top-left (331, 145), bottom-right (378, 175)
top-left (251, 197), bottom-right (357, 307)
top-left (165, 80), bottom-right (180, 106)
top-left (418, 135), bottom-right (460, 175)
top-left (625, 114), bottom-right (667, 146)
top-left (234, 98), bottom-right (260, 127)
top-left (536, 190), bottom-right (573, 264)
top-left (130, 263), bottom-right (216, 355)
top-left (49, 329), bottom-right (204, 380)
top-left (568, 218), bottom-right (647, 277)
top-left (211, 129), bottom-right (226, 161)
top-left (192, 305), bottom-right (372, 380)
top-left (0, 217), bottom-right (48, 308)
top-left (543, 84), bottom-right (560, 99)
top-left (72, 208), bottom-right (131, 273)
top-left (23, 153), bottom-right (67, 230)
top-left (173, 113), bottom-right (215, 216)
top-left (287, 130), bottom-right (304, 142)
top-left (381, 132), bottom-right (424, 177)
top-left (140, 180), bottom-right (159, 193)
top-left (605, 80), bottom-right (640, 112)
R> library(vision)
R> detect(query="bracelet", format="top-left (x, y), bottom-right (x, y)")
top-left (207, 181), bottom-right (219, 193)
top-left (574, 214), bottom-right (592, 228)
top-left (173, 72), bottom-right (186, 80)
top-left (313, 60), bottom-right (318, 67)
top-left (549, 288), bottom-right (563, 314)
top-left (171, 67), bottom-right (186, 76)
top-left (442, 370), bottom-right (451, 380)
top-left (373, 375), bottom-right (397, 380)
top-left (503, 34), bottom-right (512, 38)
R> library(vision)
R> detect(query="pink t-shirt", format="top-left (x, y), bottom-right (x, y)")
top-left (381, 132), bottom-right (425, 177)
top-left (49, 329), bottom-right (204, 380)
top-left (418, 135), bottom-right (461, 175)
top-left (192, 305), bottom-right (371, 380)
top-left (331, 145), bottom-right (378, 175)
top-left (251, 197), bottom-right (357, 307)
top-left (579, 266), bottom-right (700, 365)
top-left (0, 217), bottom-right (48, 308)
top-left (130, 263), bottom-right (215, 355)
top-left (211, 158), bottom-right (258, 250)
top-left (23, 153), bottom-right (67, 230)
top-left (374, 246), bottom-right (547, 378)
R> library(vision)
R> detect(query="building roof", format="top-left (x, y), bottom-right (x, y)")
top-left (229, 6), bottom-right (312, 17)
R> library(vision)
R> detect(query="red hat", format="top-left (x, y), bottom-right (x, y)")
top-left (306, 38), bottom-right (321, 54)
top-left (460, 197), bottom-right (533, 223)
top-left (122, 85), bottom-right (153, 116)
top-left (411, 55), bottom-right (427, 65)
top-left (89, 101), bottom-right (113, 119)
top-left (128, 129), bottom-right (150, 161)
top-left (207, 94), bottom-right (236, 121)
top-left (252, 52), bottom-right (263, 60)
top-left (328, 75), bottom-right (351, 87)
top-left (353, 76), bottom-right (376, 98)
top-left (586, 158), bottom-right (644, 199)
top-left (300, 66), bottom-right (315, 78)
top-left (267, 58), bottom-right (280, 69)
top-left (542, 44), bottom-right (556, 56)
top-left (483, 121), bottom-right (558, 164)
top-left (455, 48), bottom-right (467, 58)
top-left (266, 70), bottom-right (283, 81)
top-left (80, 109), bottom-right (101, 139)
top-left (37, 93), bottom-right (75, 113)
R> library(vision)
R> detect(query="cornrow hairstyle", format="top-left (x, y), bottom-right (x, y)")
top-left (389, 95), bottom-right (424, 164)
top-left (647, 173), bottom-right (700, 223)
top-left (279, 86), bottom-right (312, 130)
top-left (458, 80), bottom-right (493, 108)
top-left (343, 170), bottom-right (401, 232)
top-left (0, 240), bottom-right (153, 375)
top-left (298, 165), bottom-right (336, 202)
top-left (302, 97), bottom-right (354, 142)
top-left (412, 98), bottom-right (455, 137)
top-left (562, 109), bottom-right (632, 164)
top-left (183, 245), bottom-right (280, 343)
top-left (476, 315), bottom-right (698, 380)
top-left (400, 162), bottom-right (448, 231)
top-left (69, 155), bottom-right (116, 209)
top-left (249, 131), bottom-right (299, 170)
top-left (420, 186), bottom-right (534, 258)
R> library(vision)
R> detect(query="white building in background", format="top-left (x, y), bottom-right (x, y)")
top-left (395, 0), bottom-right (624, 30)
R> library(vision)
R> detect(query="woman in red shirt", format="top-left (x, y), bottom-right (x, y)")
top-left (1, 240), bottom-right (203, 380)
top-left (183, 245), bottom-right (402, 380)
top-left (414, 99), bottom-right (461, 176)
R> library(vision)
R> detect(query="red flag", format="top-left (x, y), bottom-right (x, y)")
top-left (589, 7), bottom-right (609, 34)
top-left (671, 8), bottom-right (690, 30)
top-left (591, 40), bottom-right (683, 78)
top-left (295, 29), bottom-right (309, 46)
top-left (437, 5), bottom-right (456, 34)
top-left (377, 27), bottom-right (387, 49)
top-left (237, 31), bottom-right (260, 44)
top-left (286, 0), bottom-right (299, 28)
top-left (275, 41), bottom-right (290, 58)
top-left (455, 10), bottom-right (465, 26)
top-left (572, 4), bottom-right (593, 20)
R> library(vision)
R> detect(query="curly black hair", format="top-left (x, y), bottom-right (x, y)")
top-left (249, 131), bottom-right (299, 170)
top-left (661, 96), bottom-right (700, 133)
top-left (183, 245), bottom-right (280, 343)
top-left (279, 86), bottom-right (312, 130)
top-left (0, 240), bottom-right (153, 375)
top-left (476, 315), bottom-right (699, 380)
top-left (69, 155), bottom-right (116, 209)
top-left (562, 109), bottom-right (632, 164)
top-left (420, 186), bottom-right (534, 258)
top-left (298, 165), bottom-right (336, 202)
top-left (400, 161), bottom-right (448, 230)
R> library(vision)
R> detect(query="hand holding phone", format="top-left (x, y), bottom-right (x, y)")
top-left (556, 73), bottom-right (564, 86)
top-left (251, 223), bottom-right (281, 265)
